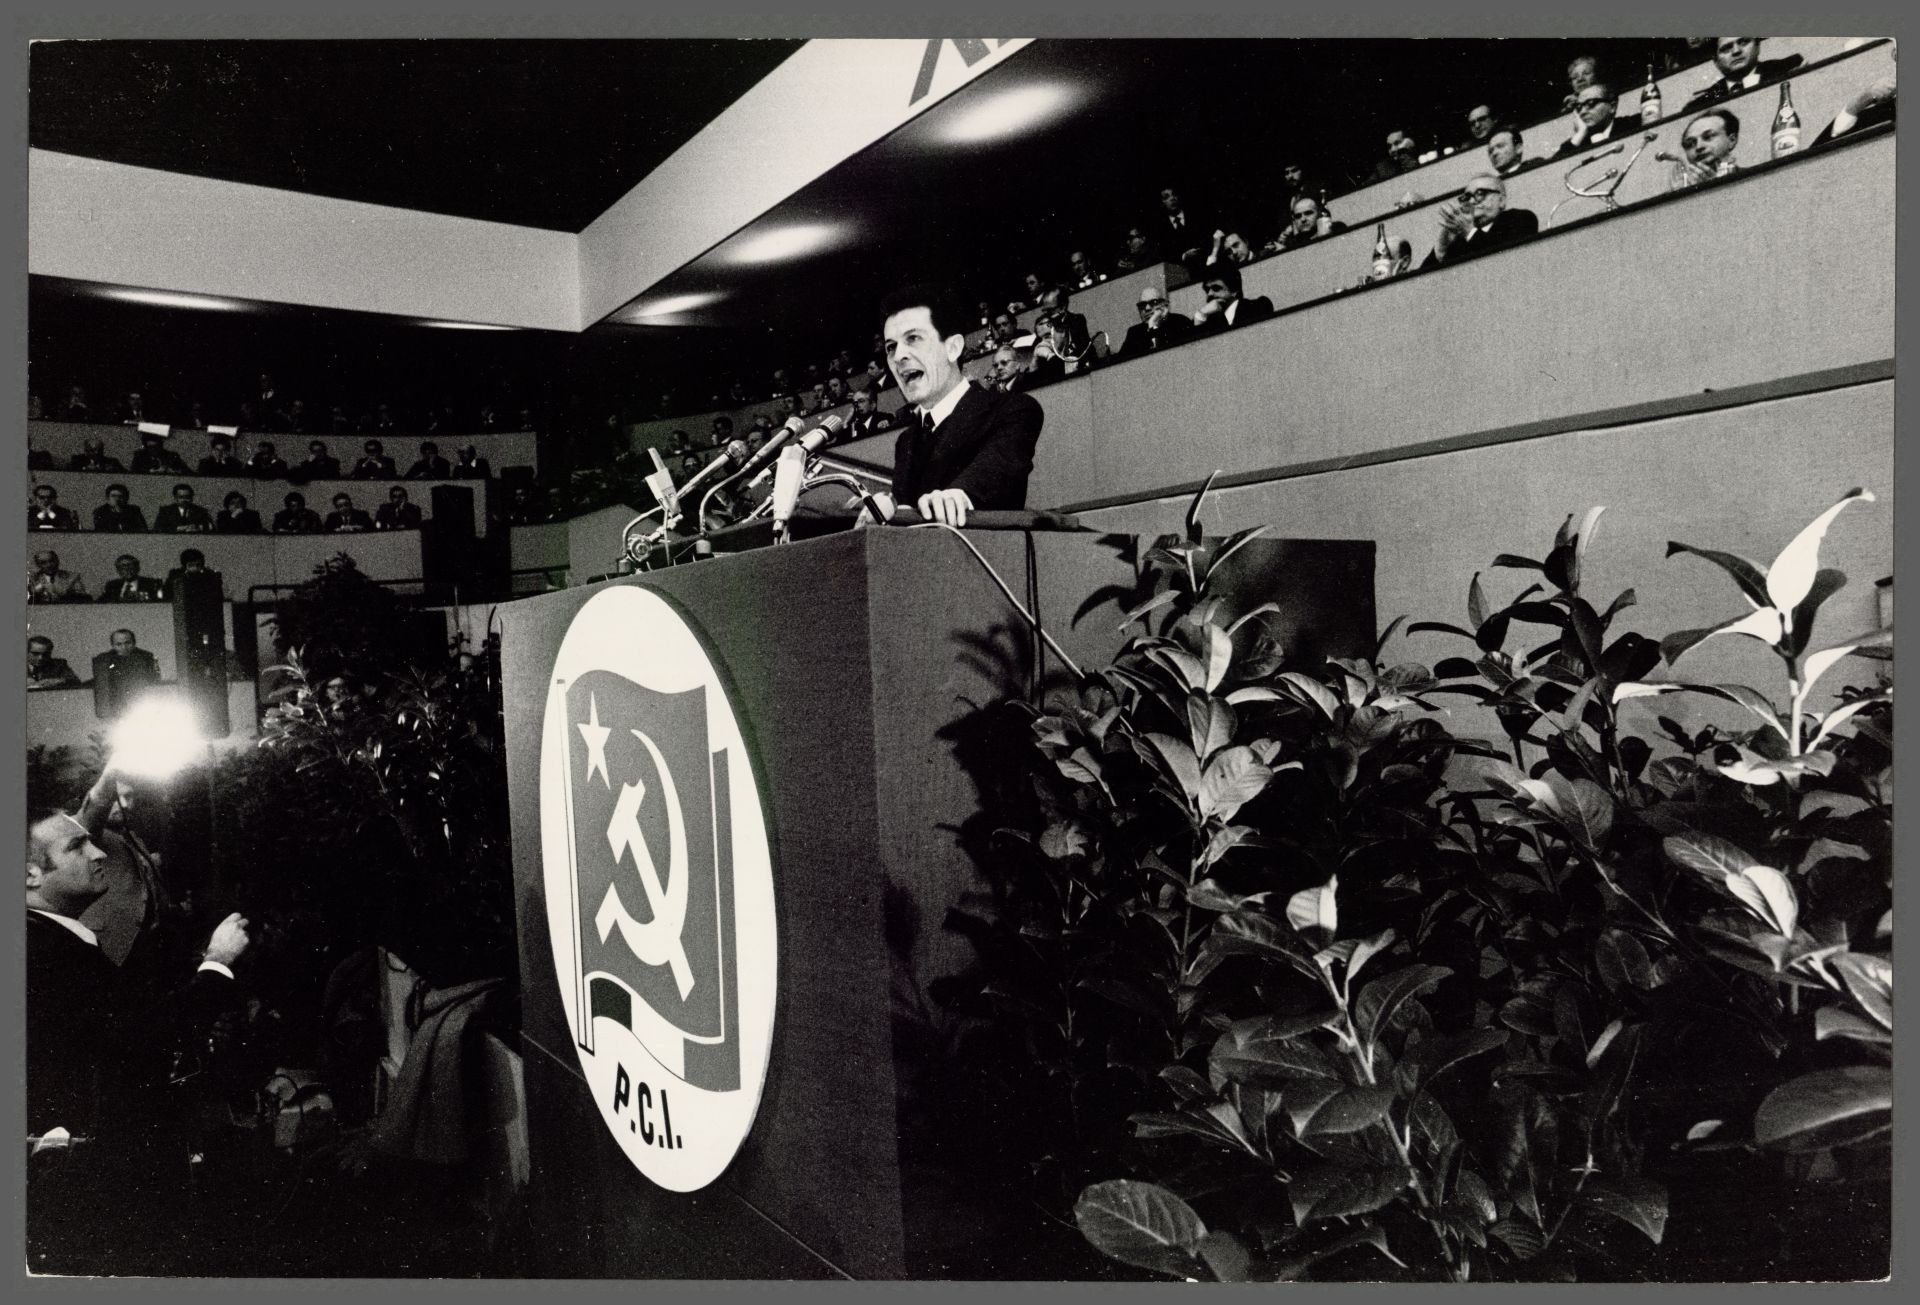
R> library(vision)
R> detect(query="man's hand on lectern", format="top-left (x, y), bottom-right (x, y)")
top-left (916, 488), bottom-right (973, 528)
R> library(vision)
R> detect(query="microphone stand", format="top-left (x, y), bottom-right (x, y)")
top-left (1553, 131), bottom-right (1660, 223)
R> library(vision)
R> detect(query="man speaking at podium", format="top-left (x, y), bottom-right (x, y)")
top-left (879, 283), bottom-right (1044, 528)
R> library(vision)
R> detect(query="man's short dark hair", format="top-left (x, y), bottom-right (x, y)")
top-left (180, 548), bottom-right (206, 566)
top-left (172, 483), bottom-right (193, 496)
top-left (286, 492), bottom-right (305, 507)
top-left (713, 415), bottom-right (734, 433)
top-left (1494, 124), bottom-right (1524, 148)
top-left (111, 628), bottom-right (135, 642)
top-left (1206, 263), bottom-right (1245, 296)
top-left (28, 635), bottom-right (53, 653)
top-left (106, 482), bottom-right (129, 498)
top-left (1687, 107), bottom-right (1741, 139)
top-left (115, 554), bottom-right (138, 567)
top-left (879, 282), bottom-right (967, 343)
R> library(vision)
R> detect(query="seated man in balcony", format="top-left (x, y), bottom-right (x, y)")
top-left (1464, 103), bottom-right (1496, 149)
top-left (1422, 174), bottom-right (1539, 267)
top-left (196, 435), bottom-right (246, 476)
top-left (297, 440), bottom-right (341, 481)
top-left (1556, 82), bottom-right (1637, 157)
top-left (29, 484), bottom-right (79, 532)
top-left (1668, 109), bottom-right (1742, 189)
top-left (405, 441), bottom-right (452, 479)
top-left (248, 440), bottom-right (289, 479)
top-left (27, 635), bottom-right (81, 690)
top-left (152, 484), bottom-right (213, 534)
top-left (128, 432), bottom-right (189, 477)
top-left (1205, 229), bottom-right (1258, 267)
top-left (352, 439), bottom-right (398, 480)
top-left (452, 443), bottom-right (492, 479)
top-left (1368, 130), bottom-right (1422, 183)
top-left (844, 386), bottom-right (895, 440)
top-left (1813, 70), bottom-right (1896, 145)
top-left (1067, 250), bottom-right (1106, 290)
top-left (91, 630), bottom-right (161, 720)
top-left (68, 439), bottom-right (124, 474)
top-left (164, 548), bottom-right (213, 600)
top-left (1118, 283), bottom-right (1194, 358)
top-left (1685, 38), bottom-right (1804, 109)
top-left (1113, 225), bottom-right (1158, 273)
top-left (1265, 195), bottom-right (1343, 254)
top-left (92, 484), bottom-right (149, 533)
top-left (215, 490), bottom-right (263, 534)
top-left (100, 555), bottom-right (165, 603)
top-left (273, 491), bottom-right (322, 534)
top-left (1487, 125), bottom-right (1526, 178)
top-left (324, 492), bottom-right (374, 533)
top-left (374, 485), bottom-right (423, 531)
top-left (1037, 286), bottom-right (1092, 360)
top-left (1192, 263), bottom-right (1275, 334)
top-left (1563, 54), bottom-right (1600, 114)
top-left (28, 550), bottom-right (88, 604)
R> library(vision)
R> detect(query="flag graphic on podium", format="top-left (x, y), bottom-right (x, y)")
top-left (561, 668), bottom-right (740, 1093)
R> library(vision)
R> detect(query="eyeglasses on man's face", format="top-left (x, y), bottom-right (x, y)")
top-left (1458, 187), bottom-right (1502, 203)
top-left (1137, 298), bottom-right (1168, 314)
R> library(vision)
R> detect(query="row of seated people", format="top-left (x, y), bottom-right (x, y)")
top-left (30, 374), bottom-right (534, 437)
top-left (28, 481), bottom-right (428, 535)
top-left (26, 629), bottom-right (163, 695)
top-left (28, 432), bottom-right (493, 482)
top-left (28, 545), bottom-right (215, 604)
top-left (636, 35), bottom-right (1888, 426)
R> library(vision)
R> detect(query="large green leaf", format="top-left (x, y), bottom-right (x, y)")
top-left (1301, 1084), bottom-right (1396, 1136)
top-left (1353, 964), bottom-right (1451, 1049)
top-left (1766, 488), bottom-right (1874, 614)
top-left (1285, 876), bottom-right (1339, 935)
top-left (1278, 671), bottom-right (1341, 721)
top-left (1753, 1065), bottom-right (1893, 1151)
top-left (1552, 777), bottom-right (1614, 849)
top-left (1143, 731), bottom-right (1203, 802)
top-left (1660, 607), bottom-right (1787, 664)
top-left (1186, 693), bottom-right (1236, 761)
top-left (1402, 1026), bottom-right (1508, 1088)
top-left (1584, 1175), bottom-right (1668, 1244)
top-left (1209, 1022), bottom-right (1343, 1092)
top-left (1830, 952), bottom-right (1892, 1030)
top-left (1785, 568), bottom-right (1849, 659)
top-left (1288, 1162), bottom-right (1416, 1224)
top-left (1663, 831), bottom-right (1758, 882)
top-left (1075, 1179), bottom-right (1208, 1279)
top-left (1200, 745), bottom-right (1274, 821)
top-left (1664, 539), bottom-right (1771, 608)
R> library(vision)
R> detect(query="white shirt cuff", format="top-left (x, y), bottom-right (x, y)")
top-left (198, 961), bottom-right (235, 980)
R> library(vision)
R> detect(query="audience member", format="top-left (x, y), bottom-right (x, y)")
top-left (1267, 195), bottom-right (1336, 253)
top-left (120, 391), bottom-right (148, 425)
top-left (406, 442), bottom-right (452, 479)
top-left (352, 439), bottom-right (398, 480)
top-left (299, 440), bottom-right (342, 480)
top-left (452, 444), bottom-right (492, 479)
top-left (1488, 125), bottom-right (1526, 177)
top-left (1369, 131), bottom-right (1422, 182)
top-left (1686, 38), bottom-right (1804, 108)
top-left (62, 386), bottom-right (91, 422)
top-left (374, 402), bottom-right (397, 431)
top-left (1114, 225), bottom-right (1158, 273)
top-left (1371, 236), bottom-right (1416, 282)
top-left (1668, 109), bottom-right (1742, 189)
top-left (129, 432), bottom-right (189, 477)
top-left (1423, 173), bottom-right (1539, 266)
top-left (183, 402), bottom-right (208, 430)
top-left (1563, 54), bottom-right (1600, 113)
top-left (285, 399), bottom-right (311, 434)
top-left (248, 440), bottom-right (289, 479)
top-left (988, 344), bottom-right (1036, 393)
top-left (1465, 103), bottom-right (1496, 146)
top-left (374, 486), bottom-right (423, 531)
top-left (1192, 263), bottom-right (1276, 333)
top-left (91, 629), bottom-right (161, 720)
top-left (1025, 322), bottom-right (1070, 386)
top-left (1206, 229), bottom-right (1257, 266)
top-left (1067, 250), bottom-right (1107, 289)
top-left (152, 484), bottom-right (213, 534)
top-left (1118, 283), bottom-right (1194, 358)
top-left (68, 439), bottom-right (124, 474)
top-left (845, 386), bottom-right (895, 440)
top-left (30, 485), bottom-right (80, 532)
top-left (164, 548), bottom-right (211, 600)
top-left (324, 493), bottom-right (373, 533)
top-left (710, 416), bottom-right (736, 448)
top-left (92, 484), bottom-right (148, 533)
top-left (1157, 187), bottom-right (1210, 267)
top-left (273, 492), bottom-right (322, 534)
top-left (197, 435), bottom-right (246, 476)
top-left (99, 555), bottom-right (165, 603)
top-left (1813, 72), bottom-right (1896, 146)
top-left (1038, 287), bottom-right (1092, 358)
top-left (1556, 82), bottom-right (1635, 156)
top-left (27, 636), bottom-right (81, 690)
top-left (216, 491), bottom-right (264, 534)
top-left (824, 376), bottom-right (848, 407)
top-left (29, 550), bottom-right (88, 604)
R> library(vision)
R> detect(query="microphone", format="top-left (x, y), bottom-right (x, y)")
top-left (1578, 141), bottom-right (1626, 167)
top-left (675, 439), bottom-right (752, 498)
top-left (730, 415), bottom-right (808, 488)
top-left (747, 414), bottom-right (845, 488)
top-left (770, 445), bottom-right (807, 541)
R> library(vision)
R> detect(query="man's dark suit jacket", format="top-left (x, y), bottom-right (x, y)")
top-left (30, 505), bottom-right (79, 531)
top-left (69, 453), bottom-right (125, 473)
top-left (1119, 312), bottom-right (1196, 358)
top-left (325, 508), bottom-right (374, 532)
top-left (1552, 117), bottom-right (1640, 158)
top-left (92, 648), bottom-right (160, 719)
top-left (845, 411), bottom-right (895, 441)
top-left (1422, 209), bottom-right (1540, 267)
top-left (352, 455), bottom-right (399, 480)
top-left (406, 457), bottom-right (452, 480)
top-left (296, 455), bottom-right (342, 481)
top-left (891, 383), bottom-right (1044, 512)
top-left (375, 502), bottom-right (423, 530)
top-left (452, 456), bottom-right (492, 479)
top-left (273, 507), bottom-right (323, 533)
top-left (1685, 55), bottom-right (1805, 108)
top-left (1194, 295), bottom-right (1276, 334)
top-left (129, 448), bottom-right (190, 476)
top-left (93, 503), bottom-right (150, 532)
top-left (216, 509), bottom-right (264, 534)
top-left (100, 576), bottom-right (165, 602)
top-left (249, 456), bottom-right (290, 479)
top-left (152, 503), bottom-right (213, 533)
top-left (197, 456), bottom-right (247, 476)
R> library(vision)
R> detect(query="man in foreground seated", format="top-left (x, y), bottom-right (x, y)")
top-left (1192, 263), bottom-right (1275, 333)
top-left (1423, 174), bottom-right (1539, 267)
top-left (375, 485), bottom-right (423, 530)
top-left (29, 550), bottom-right (88, 604)
top-left (69, 439), bottom-right (124, 473)
top-left (30, 484), bottom-right (79, 531)
top-left (153, 483), bottom-right (213, 534)
top-left (878, 282), bottom-right (1044, 528)
top-left (100, 555), bottom-right (165, 602)
top-left (1685, 37), bottom-right (1803, 108)
top-left (273, 491), bottom-right (322, 533)
top-left (93, 483), bottom-right (149, 532)
top-left (1487, 125), bottom-right (1526, 178)
top-left (28, 636), bottom-right (81, 690)
top-left (325, 492), bottom-right (374, 533)
top-left (1118, 283), bottom-right (1193, 358)
top-left (1669, 109), bottom-right (1742, 189)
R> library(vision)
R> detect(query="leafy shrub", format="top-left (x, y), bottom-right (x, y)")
top-left (971, 485), bottom-right (1890, 1281)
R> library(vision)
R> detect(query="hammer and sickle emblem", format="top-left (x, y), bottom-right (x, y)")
top-left (594, 729), bottom-right (696, 998)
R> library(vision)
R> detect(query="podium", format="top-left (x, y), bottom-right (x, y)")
top-left (500, 526), bottom-right (1375, 1278)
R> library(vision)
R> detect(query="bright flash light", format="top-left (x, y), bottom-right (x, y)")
top-left (625, 291), bottom-right (725, 319)
top-left (933, 82), bottom-right (1081, 144)
top-left (722, 222), bottom-right (847, 266)
top-left (108, 694), bottom-right (206, 781)
top-left (104, 288), bottom-right (252, 312)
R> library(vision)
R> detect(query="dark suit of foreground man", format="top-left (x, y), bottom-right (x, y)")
top-left (881, 283), bottom-right (1044, 527)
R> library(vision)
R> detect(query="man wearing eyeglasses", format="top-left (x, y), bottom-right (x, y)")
top-left (1556, 82), bottom-right (1635, 157)
top-left (1685, 38), bottom-right (1804, 110)
top-left (1118, 285), bottom-right (1194, 359)
top-left (1423, 174), bottom-right (1539, 267)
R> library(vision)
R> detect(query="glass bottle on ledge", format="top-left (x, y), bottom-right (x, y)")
top-left (1370, 223), bottom-right (1393, 281)
top-left (1639, 62), bottom-right (1663, 124)
top-left (1315, 190), bottom-right (1334, 238)
top-left (1771, 81), bottom-right (1802, 158)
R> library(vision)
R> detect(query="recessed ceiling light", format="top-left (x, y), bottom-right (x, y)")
top-left (624, 291), bottom-right (726, 319)
top-left (103, 287), bottom-right (253, 312)
top-left (721, 222), bottom-right (848, 266)
top-left (419, 320), bottom-right (516, 330)
top-left (933, 82), bottom-right (1081, 144)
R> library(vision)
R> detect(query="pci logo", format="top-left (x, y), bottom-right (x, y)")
top-left (540, 585), bottom-right (776, 1192)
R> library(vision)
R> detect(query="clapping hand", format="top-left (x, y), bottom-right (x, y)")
top-left (204, 912), bottom-right (251, 969)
